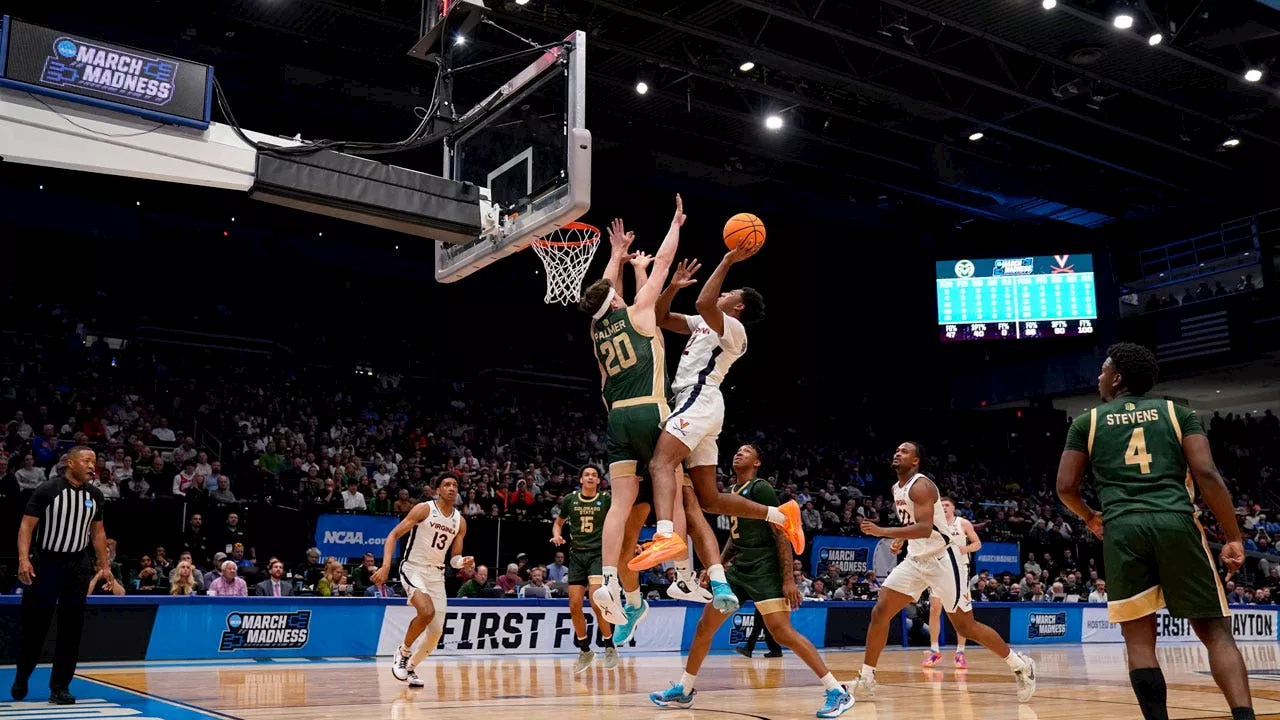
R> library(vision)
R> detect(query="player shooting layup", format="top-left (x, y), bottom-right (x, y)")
top-left (923, 497), bottom-right (980, 669)
top-left (551, 464), bottom-right (618, 672)
top-left (372, 472), bottom-right (471, 688)
top-left (1057, 343), bottom-right (1254, 720)
top-left (854, 442), bottom-right (1036, 702)
top-left (578, 196), bottom-right (685, 629)
top-left (649, 444), bottom-right (855, 719)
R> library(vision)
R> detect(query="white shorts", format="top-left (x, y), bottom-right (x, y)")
top-left (882, 549), bottom-right (972, 614)
top-left (400, 563), bottom-right (448, 610)
top-left (664, 387), bottom-right (724, 468)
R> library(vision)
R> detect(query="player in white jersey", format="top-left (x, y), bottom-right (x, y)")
top-left (372, 472), bottom-right (471, 688)
top-left (853, 442), bottom-right (1036, 702)
top-left (629, 247), bottom-right (804, 578)
top-left (922, 497), bottom-right (981, 669)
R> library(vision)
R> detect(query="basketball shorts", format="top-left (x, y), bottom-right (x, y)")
top-left (400, 562), bottom-right (448, 610)
top-left (606, 401), bottom-right (666, 482)
top-left (883, 549), bottom-right (972, 614)
top-left (567, 549), bottom-right (603, 587)
top-left (1103, 511), bottom-right (1229, 623)
top-left (664, 387), bottom-right (725, 468)
top-left (727, 548), bottom-right (788, 615)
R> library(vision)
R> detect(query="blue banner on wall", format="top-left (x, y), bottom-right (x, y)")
top-left (1009, 605), bottom-right (1083, 644)
top-left (682, 603), bottom-right (828, 651)
top-left (810, 536), bottom-right (879, 578)
top-left (971, 542), bottom-right (1021, 576)
top-left (147, 598), bottom-right (386, 659)
top-left (314, 513), bottom-right (401, 560)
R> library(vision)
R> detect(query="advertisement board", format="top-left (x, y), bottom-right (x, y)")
top-left (1010, 606), bottom-right (1083, 644)
top-left (684, 604), bottom-right (828, 652)
top-left (810, 536), bottom-right (881, 578)
top-left (1082, 607), bottom-right (1278, 643)
top-left (146, 598), bottom-right (385, 659)
top-left (314, 513), bottom-right (402, 560)
top-left (971, 542), bottom-right (1021, 576)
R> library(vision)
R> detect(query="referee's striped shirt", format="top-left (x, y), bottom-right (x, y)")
top-left (24, 476), bottom-right (104, 555)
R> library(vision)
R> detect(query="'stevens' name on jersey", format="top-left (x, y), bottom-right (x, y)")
top-left (1105, 408), bottom-right (1161, 426)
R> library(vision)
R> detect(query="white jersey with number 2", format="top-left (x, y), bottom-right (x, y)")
top-left (403, 501), bottom-right (460, 569)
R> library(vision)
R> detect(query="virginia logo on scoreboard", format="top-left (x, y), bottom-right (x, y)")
top-left (1051, 254), bottom-right (1075, 273)
top-left (40, 36), bottom-right (177, 106)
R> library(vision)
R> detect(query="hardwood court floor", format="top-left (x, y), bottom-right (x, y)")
top-left (66, 644), bottom-right (1280, 720)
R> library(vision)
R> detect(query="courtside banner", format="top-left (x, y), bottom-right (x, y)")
top-left (314, 513), bottom-right (401, 560)
top-left (971, 542), bottom-right (1021, 576)
top-left (1082, 606), bottom-right (1278, 643)
top-left (810, 536), bottom-right (880, 578)
top-left (378, 601), bottom-right (685, 655)
top-left (1010, 606), bottom-right (1083, 644)
top-left (687, 604), bottom-right (828, 652)
top-left (146, 597), bottom-right (385, 659)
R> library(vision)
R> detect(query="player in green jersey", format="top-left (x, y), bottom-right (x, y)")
top-left (578, 196), bottom-right (695, 633)
top-left (551, 464), bottom-right (617, 672)
top-left (649, 445), bottom-right (854, 719)
top-left (1057, 342), bottom-right (1252, 720)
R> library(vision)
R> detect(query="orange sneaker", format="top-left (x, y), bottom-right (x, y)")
top-left (778, 500), bottom-right (805, 554)
top-left (627, 534), bottom-right (688, 571)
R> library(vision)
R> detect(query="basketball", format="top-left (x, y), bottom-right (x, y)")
top-left (723, 213), bottom-right (766, 253)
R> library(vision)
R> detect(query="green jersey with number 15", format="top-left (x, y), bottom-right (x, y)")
top-left (558, 491), bottom-right (611, 552)
top-left (593, 307), bottom-right (668, 407)
top-left (1064, 395), bottom-right (1206, 523)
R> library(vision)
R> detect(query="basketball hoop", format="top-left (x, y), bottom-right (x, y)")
top-left (531, 222), bottom-right (601, 306)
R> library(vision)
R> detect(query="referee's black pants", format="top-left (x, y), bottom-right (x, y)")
top-left (744, 609), bottom-right (782, 655)
top-left (17, 555), bottom-right (91, 691)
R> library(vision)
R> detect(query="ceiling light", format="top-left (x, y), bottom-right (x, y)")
top-left (1113, 12), bottom-right (1135, 29)
top-left (1244, 68), bottom-right (1263, 82)
top-left (764, 114), bottom-right (784, 130)
top-left (1222, 137), bottom-right (1241, 147)
top-left (1148, 33), bottom-right (1163, 46)
top-left (968, 132), bottom-right (985, 141)
top-left (515, 0), bottom-right (530, 4)
top-left (739, 61), bottom-right (756, 72)
top-left (1041, 0), bottom-right (1056, 8)
top-left (454, 34), bottom-right (466, 46)
top-left (635, 81), bottom-right (649, 95)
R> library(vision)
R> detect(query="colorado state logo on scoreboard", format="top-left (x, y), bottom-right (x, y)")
top-left (953, 259), bottom-right (975, 278)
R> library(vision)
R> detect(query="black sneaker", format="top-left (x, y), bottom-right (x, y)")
top-left (48, 688), bottom-right (76, 705)
top-left (10, 676), bottom-right (27, 701)
top-left (735, 647), bottom-right (753, 659)
top-left (763, 650), bottom-right (783, 658)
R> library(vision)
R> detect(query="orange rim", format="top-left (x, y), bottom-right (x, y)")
top-left (532, 222), bottom-right (601, 247)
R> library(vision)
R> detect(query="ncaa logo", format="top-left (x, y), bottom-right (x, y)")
top-left (55, 39), bottom-right (78, 58)
top-left (227, 613), bottom-right (244, 630)
top-left (954, 259), bottom-right (975, 278)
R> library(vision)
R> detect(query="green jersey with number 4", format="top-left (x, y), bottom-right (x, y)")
top-left (593, 307), bottom-right (667, 407)
top-left (559, 491), bottom-right (610, 552)
top-left (1064, 395), bottom-right (1205, 523)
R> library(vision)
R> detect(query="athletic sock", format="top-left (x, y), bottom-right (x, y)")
top-left (930, 644), bottom-right (940, 654)
top-left (625, 588), bottom-right (642, 608)
top-left (1231, 708), bottom-right (1256, 720)
top-left (602, 566), bottom-right (617, 587)
top-left (674, 553), bottom-right (693, 576)
top-left (1003, 651), bottom-right (1026, 672)
top-left (680, 672), bottom-right (697, 692)
top-left (708, 564), bottom-right (728, 584)
top-left (398, 644), bottom-right (411, 657)
top-left (600, 635), bottom-right (615, 649)
top-left (956, 638), bottom-right (967, 651)
top-left (576, 636), bottom-right (591, 652)
top-left (656, 520), bottom-right (675, 537)
top-left (766, 506), bottom-right (786, 525)
top-left (860, 664), bottom-right (876, 679)
top-left (1129, 668), bottom-right (1169, 720)
top-left (820, 673), bottom-right (842, 692)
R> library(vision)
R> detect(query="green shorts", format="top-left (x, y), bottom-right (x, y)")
top-left (606, 401), bottom-right (665, 506)
top-left (726, 549), bottom-right (788, 615)
top-left (567, 550), bottom-right (602, 586)
top-left (1104, 511), bottom-right (1230, 623)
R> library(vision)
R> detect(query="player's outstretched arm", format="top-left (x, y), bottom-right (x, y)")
top-left (371, 502), bottom-right (430, 585)
top-left (656, 258), bottom-right (701, 333)
top-left (601, 218), bottom-right (634, 292)
top-left (1185, 433), bottom-right (1245, 576)
top-left (630, 251), bottom-right (653, 298)
top-left (634, 195), bottom-right (686, 313)
top-left (695, 245), bottom-right (754, 335)
top-left (860, 480), bottom-right (937, 540)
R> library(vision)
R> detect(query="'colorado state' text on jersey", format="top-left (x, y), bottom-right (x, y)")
top-left (558, 491), bottom-right (610, 552)
top-left (671, 314), bottom-right (747, 395)
top-left (1064, 395), bottom-right (1204, 522)
top-left (729, 476), bottom-right (780, 554)
top-left (402, 501), bottom-right (460, 568)
top-left (593, 307), bottom-right (667, 406)
top-left (892, 473), bottom-right (949, 558)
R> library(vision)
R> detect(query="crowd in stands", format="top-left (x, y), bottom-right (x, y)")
top-left (1142, 272), bottom-right (1261, 312)
top-left (2, 322), bottom-right (1279, 606)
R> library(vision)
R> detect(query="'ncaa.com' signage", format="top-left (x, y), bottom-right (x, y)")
top-left (0, 16), bottom-right (212, 129)
top-left (971, 542), bottom-right (1021, 576)
top-left (314, 513), bottom-right (402, 560)
top-left (811, 536), bottom-right (879, 578)
top-left (1082, 606), bottom-right (1278, 643)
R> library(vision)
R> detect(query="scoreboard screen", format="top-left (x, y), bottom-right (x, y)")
top-left (936, 254), bottom-right (1096, 341)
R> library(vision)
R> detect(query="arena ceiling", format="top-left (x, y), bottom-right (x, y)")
top-left (9, 0), bottom-right (1280, 229)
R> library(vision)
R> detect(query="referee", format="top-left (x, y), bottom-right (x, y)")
top-left (13, 446), bottom-right (112, 706)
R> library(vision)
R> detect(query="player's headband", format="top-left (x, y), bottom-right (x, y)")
top-left (592, 288), bottom-right (616, 320)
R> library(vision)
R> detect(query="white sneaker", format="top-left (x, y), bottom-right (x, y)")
top-left (851, 672), bottom-right (877, 699)
top-left (592, 578), bottom-right (627, 625)
top-left (1014, 653), bottom-right (1037, 702)
top-left (391, 647), bottom-right (411, 681)
top-left (407, 669), bottom-right (424, 688)
top-left (666, 572), bottom-right (713, 603)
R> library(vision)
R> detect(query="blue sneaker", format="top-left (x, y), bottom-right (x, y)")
top-left (817, 686), bottom-right (854, 718)
top-left (613, 599), bottom-right (649, 645)
top-left (649, 683), bottom-right (696, 709)
top-left (710, 580), bottom-right (740, 614)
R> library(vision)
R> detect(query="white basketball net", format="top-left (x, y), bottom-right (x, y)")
top-left (531, 223), bottom-right (602, 305)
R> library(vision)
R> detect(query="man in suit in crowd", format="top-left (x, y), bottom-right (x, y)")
top-left (254, 558), bottom-right (293, 597)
